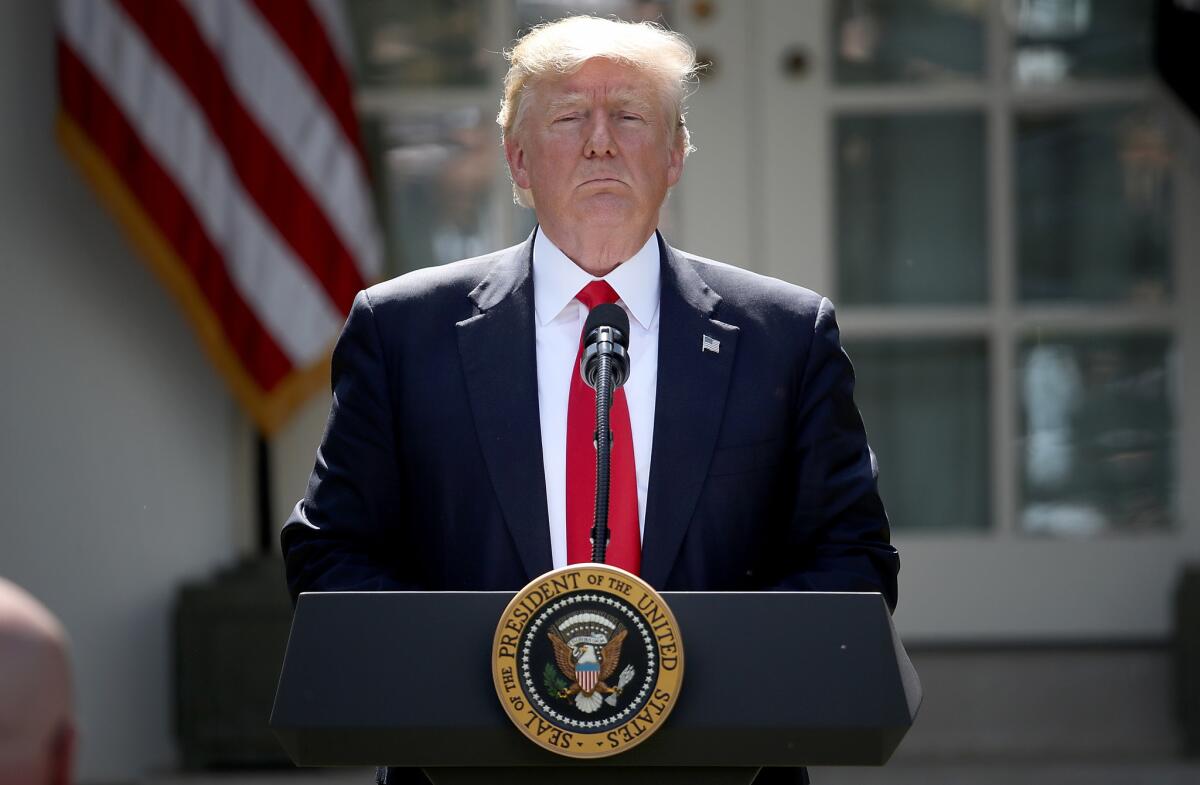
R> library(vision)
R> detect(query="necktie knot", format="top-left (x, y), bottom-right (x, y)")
top-left (576, 280), bottom-right (620, 311)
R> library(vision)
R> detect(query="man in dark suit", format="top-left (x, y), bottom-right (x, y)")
top-left (282, 15), bottom-right (897, 785)
top-left (282, 228), bottom-right (897, 600)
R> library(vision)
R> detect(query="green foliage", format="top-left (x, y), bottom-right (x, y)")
top-left (543, 661), bottom-right (569, 695)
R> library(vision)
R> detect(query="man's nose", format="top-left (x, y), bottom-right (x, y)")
top-left (584, 114), bottom-right (616, 158)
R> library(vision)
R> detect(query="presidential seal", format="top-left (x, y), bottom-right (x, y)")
top-left (492, 564), bottom-right (683, 758)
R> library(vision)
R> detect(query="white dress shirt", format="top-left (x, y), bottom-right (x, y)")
top-left (532, 228), bottom-right (660, 569)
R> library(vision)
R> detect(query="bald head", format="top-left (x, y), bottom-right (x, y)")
top-left (0, 578), bottom-right (74, 785)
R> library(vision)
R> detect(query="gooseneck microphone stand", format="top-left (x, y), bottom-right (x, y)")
top-left (579, 304), bottom-right (630, 565)
top-left (591, 348), bottom-right (615, 564)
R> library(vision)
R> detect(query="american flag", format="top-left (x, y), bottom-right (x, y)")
top-left (56, 0), bottom-right (382, 433)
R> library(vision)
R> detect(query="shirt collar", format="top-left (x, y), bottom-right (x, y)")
top-left (532, 227), bottom-right (661, 330)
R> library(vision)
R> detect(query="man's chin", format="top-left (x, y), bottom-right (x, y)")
top-left (574, 193), bottom-right (638, 220)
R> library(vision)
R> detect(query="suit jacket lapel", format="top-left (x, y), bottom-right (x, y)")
top-left (456, 236), bottom-right (554, 581)
top-left (641, 239), bottom-right (740, 587)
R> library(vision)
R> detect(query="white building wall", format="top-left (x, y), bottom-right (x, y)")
top-left (0, 3), bottom-right (251, 781)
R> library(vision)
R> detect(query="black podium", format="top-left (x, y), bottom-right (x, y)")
top-left (271, 591), bottom-right (920, 785)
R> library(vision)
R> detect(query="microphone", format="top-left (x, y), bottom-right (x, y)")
top-left (580, 303), bottom-right (630, 389)
top-left (578, 302), bottom-right (631, 565)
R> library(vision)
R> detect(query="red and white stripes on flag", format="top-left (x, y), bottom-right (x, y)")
top-left (577, 667), bottom-right (598, 694)
top-left (56, 0), bottom-right (382, 433)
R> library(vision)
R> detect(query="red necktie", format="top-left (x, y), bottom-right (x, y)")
top-left (565, 281), bottom-right (641, 574)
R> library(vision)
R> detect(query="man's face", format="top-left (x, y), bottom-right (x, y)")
top-left (505, 58), bottom-right (684, 236)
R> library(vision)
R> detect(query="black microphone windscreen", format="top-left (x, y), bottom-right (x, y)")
top-left (584, 303), bottom-right (629, 348)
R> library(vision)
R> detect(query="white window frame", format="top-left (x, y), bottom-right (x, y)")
top-left (352, 2), bottom-right (528, 275)
top-left (677, 0), bottom-right (1200, 642)
top-left (353, 1), bottom-right (685, 270)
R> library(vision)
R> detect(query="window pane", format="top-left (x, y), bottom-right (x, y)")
top-left (345, 0), bottom-right (491, 88)
top-left (837, 112), bottom-right (988, 305)
top-left (831, 0), bottom-right (986, 84)
top-left (1016, 106), bottom-right (1172, 303)
top-left (515, 1), bottom-right (672, 34)
top-left (1009, 0), bottom-right (1152, 87)
top-left (846, 338), bottom-right (990, 532)
top-left (363, 107), bottom-right (509, 273)
top-left (1019, 333), bottom-right (1174, 535)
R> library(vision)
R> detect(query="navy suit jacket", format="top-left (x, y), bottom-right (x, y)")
top-left (282, 232), bottom-right (898, 607)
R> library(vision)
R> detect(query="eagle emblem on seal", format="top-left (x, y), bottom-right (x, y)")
top-left (547, 611), bottom-right (637, 713)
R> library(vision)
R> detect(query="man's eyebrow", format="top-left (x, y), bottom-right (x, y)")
top-left (543, 90), bottom-right (655, 115)
top-left (609, 90), bottom-right (654, 113)
top-left (544, 92), bottom-right (587, 115)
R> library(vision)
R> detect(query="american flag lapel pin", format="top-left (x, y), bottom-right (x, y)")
top-left (702, 334), bottom-right (720, 354)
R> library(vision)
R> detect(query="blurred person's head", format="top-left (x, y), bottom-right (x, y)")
top-left (0, 578), bottom-right (74, 785)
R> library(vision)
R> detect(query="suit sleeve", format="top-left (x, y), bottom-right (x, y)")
top-left (772, 296), bottom-right (899, 611)
top-left (280, 290), bottom-right (422, 600)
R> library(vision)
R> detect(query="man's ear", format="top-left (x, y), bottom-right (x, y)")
top-left (505, 136), bottom-right (532, 190)
top-left (666, 138), bottom-right (685, 188)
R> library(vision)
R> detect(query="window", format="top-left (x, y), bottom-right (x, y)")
top-left (344, 0), bottom-right (1196, 639)
top-left (347, 0), bottom-right (672, 276)
top-left (824, 0), bottom-right (1175, 538)
top-left (739, 0), bottom-right (1191, 638)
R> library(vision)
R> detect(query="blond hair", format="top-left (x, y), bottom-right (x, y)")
top-left (498, 16), bottom-right (699, 207)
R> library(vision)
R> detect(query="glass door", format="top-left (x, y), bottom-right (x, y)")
top-left (738, 0), bottom-right (1199, 641)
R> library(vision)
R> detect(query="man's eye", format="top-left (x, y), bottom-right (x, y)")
top-left (555, 115), bottom-right (581, 123)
